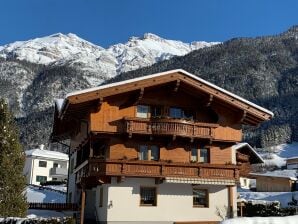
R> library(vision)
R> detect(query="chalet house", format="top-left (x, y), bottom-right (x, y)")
top-left (51, 69), bottom-right (273, 224)
top-left (23, 145), bottom-right (69, 185)
top-left (286, 157), bottom-right (298, 170)
top-left (250, 172), bottom-right (297, 192)
top-left (231, 142), bottom-right (264, 189)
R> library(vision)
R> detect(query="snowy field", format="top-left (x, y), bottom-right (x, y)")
top-left (26, 185), bottom-right (66, 203)
top-left (221, 215), bottom-right (298, 224)
top-left (238, 188), bottom-right (298, 207)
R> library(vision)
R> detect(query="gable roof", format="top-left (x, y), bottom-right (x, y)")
top-left (52, 69), bottom-right (273, 140)
top-left (232, 142), bottom-right (265, 164)
top-left (25, 148), bottom-right (69, 161)
top-left (59, 69), bottom-right (273, 116)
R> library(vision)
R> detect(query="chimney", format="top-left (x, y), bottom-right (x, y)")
top-left (39, 144), bottom-right (45, 150)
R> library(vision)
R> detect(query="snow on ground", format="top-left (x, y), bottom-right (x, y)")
top-left (221, 215), bottom-right (298, 224)
top-left (45, 184), bottom-right (67, 192)
top-left (239, 189), bottom-right (298, 207)
top-left (259, 142), bottom-right (298, 167)
top-left (26, 185), bottom-right (66, 203)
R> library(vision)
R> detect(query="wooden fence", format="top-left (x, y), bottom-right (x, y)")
top-left (28, 202), bottom-right (78, 211)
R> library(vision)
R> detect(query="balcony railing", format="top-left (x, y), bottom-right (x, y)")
top-left (76, 158), bottom-right (239, 184)
top-left (50, 167), bottom-right (68, 176)
top-left (123, 117), bottom-right (218, 139)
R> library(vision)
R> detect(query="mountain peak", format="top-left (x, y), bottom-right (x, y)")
top-left (143, 33), bottom-right (162, 40)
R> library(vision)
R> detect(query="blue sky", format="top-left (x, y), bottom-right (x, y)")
top-left (0, 0), bottom-right (298, 47)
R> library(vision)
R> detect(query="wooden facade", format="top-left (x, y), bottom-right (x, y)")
top-left (51, 69), bottom-right (272, 223)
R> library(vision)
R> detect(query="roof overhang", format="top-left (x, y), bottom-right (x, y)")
top-left (233, 142), bottom-right (265, 164)
top-left (52, 69), bottom-right (274, 140)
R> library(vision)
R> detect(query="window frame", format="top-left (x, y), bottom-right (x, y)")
top-left (193, 187), bottom-right (209, 208)
top-left (191, 148), bottom-right (198, 162)
top-left (139, 145), bottom-right (160, 161)
top-left (36, 175), bottom-right (47, 183)
top-left (38, 160), bottom-right (47, 168)
top-left (199, 148), bottom-right (209, 163)
top-left (136, 105), bottom-right (150, 118)
top-left (140, 186), bottom-right (157, 206)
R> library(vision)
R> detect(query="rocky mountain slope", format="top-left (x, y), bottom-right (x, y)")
top-left (107, 26), bottom-right (298, 147)
top-left (0, 33), bottom-right (217, 149)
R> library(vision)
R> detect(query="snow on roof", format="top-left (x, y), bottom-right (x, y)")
top-left (286, 156), bottom-right (298, 161)
top-left (25, 148), bottom-right (68, 161)
top-left (55, 99), bottom-right (65, 112)
top-left (250, 170), bottom-right (298, 180)
top-left (232, 142), bottom-right (265, 163)
top-left (64, 69), bottom-right (274, 117)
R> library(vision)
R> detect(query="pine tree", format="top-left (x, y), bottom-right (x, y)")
top-left (0, 98), bottom-right (27, 217)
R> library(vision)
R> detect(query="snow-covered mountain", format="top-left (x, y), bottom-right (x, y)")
top-left (0, 33), bottom-right (219, 85)
top-left (0, 32), bottom-right (219, 149)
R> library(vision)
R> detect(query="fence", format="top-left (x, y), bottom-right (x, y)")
top-left (28, 202), bottom-right (78, 211)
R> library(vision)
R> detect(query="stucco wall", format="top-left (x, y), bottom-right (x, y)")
top-left (92, 177), bottom-right (236, 223)
top-left (24, 157), bottom-right (68, 185)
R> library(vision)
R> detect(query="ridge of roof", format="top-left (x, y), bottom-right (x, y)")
top-left (64, 69), bottom-right (274, 117)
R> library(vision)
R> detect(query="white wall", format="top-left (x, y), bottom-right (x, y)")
top-left (92, 177), bottom-right (236, 223)
top-left (24, 157), bottom-right (68, 185)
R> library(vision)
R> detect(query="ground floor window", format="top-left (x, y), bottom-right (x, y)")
top-left (36, 175), bottom-right (47, 183)
top-left (140, 187), bottom-right (157, 206)
top-left (193, 188), bottom-right (208, 207)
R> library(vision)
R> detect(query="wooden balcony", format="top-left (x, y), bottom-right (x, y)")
top-left (75, 158), bottom-right (239, 184)
top-left (123, 117), bottom-right (219, 140)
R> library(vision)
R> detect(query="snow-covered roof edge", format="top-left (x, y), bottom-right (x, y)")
top-left (232, 142), bottom-right (265, 164)
top-left (25, 148), bottom-right (69, 161)
top-left (63, 69), bottom-right (273, 117)
top-left (250, 172), bottom-right (297, 181)
top-left (286, 156), bottom-right (298, 161)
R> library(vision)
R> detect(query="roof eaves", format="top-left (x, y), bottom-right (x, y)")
top-left (63, 69), bottom-right (274, 117)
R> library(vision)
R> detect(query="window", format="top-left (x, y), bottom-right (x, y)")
top-left (150, 145), bottom-right (160, 161)
top-left (191, 148), bottom-right (198, 162)
top-left (151, 106), bottom-right (162, 118)
top-left (139, 145), bottom-right (149, 160)
top-left (39, 161), bottom-right (47, 167)
top-left (53, 163), bottom-right (59, 168)
top-left (193, 188), bottom-right (208, 207)
top-left (170, 107), bottom-right (195, 120)
top-left (140, 187), bottom-right (157, 206)
top-left (183, 109), bottom-right (195, 120)
top-left (139, 145), bottom-right (159, 161)
top-left (200, 148), bottom-right (209, 163)
top-left (170, 107), bottom-right (183, 118)
top-left (36, 175), bottom-right (47, 183)
top-left (137, 105), bottom-right (150, 118)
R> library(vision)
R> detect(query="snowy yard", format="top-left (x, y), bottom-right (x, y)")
top-left (239, 188), bottom-right (298, 207)
top-left (26, 185), bottom-right (66, 203)
top-left (221, 215), bottom-right (298, 224)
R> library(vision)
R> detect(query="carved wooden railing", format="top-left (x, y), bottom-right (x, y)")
top-left (123, 117), bottom-right (219, 139)
top-left (76, 158), bottom-right (239, 183)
